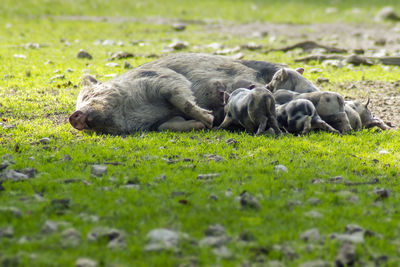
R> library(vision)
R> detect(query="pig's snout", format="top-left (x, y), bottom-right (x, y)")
top-left (69, 110), bottom-right (88, 130)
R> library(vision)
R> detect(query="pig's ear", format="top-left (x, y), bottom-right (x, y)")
top-left (296, 67), bottom-right (305, 75)
top-left (248, 84), bottom-right (256, 90)
top-left (280, 68), bottom-right (288, 82)
top-left (364, 98), bottom-right (370, 107)
top-left (82, 74), bottom-right (99, 87)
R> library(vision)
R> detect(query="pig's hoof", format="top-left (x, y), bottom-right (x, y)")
top-left (202, 113), bottom-right (214, 129)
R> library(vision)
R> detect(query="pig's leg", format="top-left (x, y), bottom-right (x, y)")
top-left (301, 116), bottom-right (312, 135)
top-left (365, 119), bottom-right (391, 130)
top-left (217, 115), bottom-right (233, 129)
top-left (158, 116), bottom-right (206, 132)
top-left (255, 117), bottom-right (268, 135)
top-left (313, 119), bottom-right (340, 134)
top-left (267, 115), bottom-right (282, 135)
top-left (161, 89), bottom-right (214, 129)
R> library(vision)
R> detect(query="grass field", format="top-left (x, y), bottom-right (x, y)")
top-left (1, 1), bottom-right (400, 266)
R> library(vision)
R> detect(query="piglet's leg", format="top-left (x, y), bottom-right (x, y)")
top-left (256, 117), bottom-right (267, 135)
top-left (267, 115), bottom-right (282, 135)
top-left (158, 116), bottom-right (206, 132)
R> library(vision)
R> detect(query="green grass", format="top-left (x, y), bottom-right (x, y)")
top-left (1, 0), bottom-right (400, 266)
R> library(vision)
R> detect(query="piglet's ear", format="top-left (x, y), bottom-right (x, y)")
top-left (296, 68), bottom-right (305, 75)
top-left (223, 91), bottom-right (230, 105)
top-left (364, 97), bottom-right (370, 108)
top-left (280, 68), bottom-right (288, 82)
top-left (248, 84), bottom-right (256, 90)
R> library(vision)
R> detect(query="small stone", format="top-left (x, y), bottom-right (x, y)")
top-left (209, 194), bottom-right (218, 201)
top-left (0, 226), bottom-right (14, 238)
top-left (50, 74), bottom-right (65, 81)
top-left (205, 224), bottom-right (226, 237)
top-left (77, 50), bottom-right (93, 60)
top-left (39, 137), bottom-right (51, 144)
top-left (205, 154), bottom-right (224, 162)
top-left (266, 261), bottom-right (285, 267)
top-left (172, 23), bottom-right (186, 31)
top-left (61, 228), bottom-right (81, 247)
top-left (87, 227), bottom-right (123, 242)
top-left (346, 195), bottom-right (359, 203)
top-left (304, 210), bottom-right (323, 219)
top-left (309, 68), bottom-right (322, 73)
top-left (104, 73), bottom-right (118, 78)
top-left (312, 178), bottom-right (325, 184)
top-left (79, 213), bottom-right (99, 223)
top-left (372, 188), bottom-right (390, 200)
top-left (0, 207), bottom-right (22, 217)
top-left (168, 40), bottom-right (189, 50)
top-left (121, 184), bottom-right (140, 190)
top-left (14, 54), bottom-right (27, 59)
top-left (375, 6), bottom-right (400, 22)
top-left (22, 168), bottom-right (37, 178)
top-left (2, 170), bottom-right (29, 182)
top-left (105, 62), bottom-right (120, 67)
top-left (240, 192), bottom-right (261, 210)
top-left (145, 228), bottom-right (181, 251)
top-left (322, 60), bottom-right (344, 68)
top-left (282, 245), bottom-right (298, 260)
top-left (50, 198), bottom-right (70, 211)
top-left (242, 42), bottom-right (262, 50)
top-left (199, 235), bottom-right (230, 247)
top-left (378, 149), bottom-right (389, 155)
top-left (0, 161), bottom-right (9, 171)
top-left (91, 165), bottom-right (108, 177)
top-left (316, 77), bottom-right (330, 84)
top-left (197, 173), bottom-right (220, 180)
top-left (345, 224), bottom-right (364, 234)
top-left (109, 51), bottom-right (134, 61)
top-left (212, 246), bottom-right (232, 259)
top-left (274, 164), bottom-right (288, 173)
top-left (224, 190), bottom-right (233, 197)
top-left (344, 55), bottom-right (373, 66)
top-left (330, 176), bottom-right (344, 183)
top-left (107, 236), bottom-right (126, 249)
top-left (307, 197), bottom-right (320, 205)
top-left (124, 61), bottom-right (133, 69)
top-left (299, 260), bottom-right (331, 267)
top-left (225, 138), bottom-right (238, 145)
top-left (76, 258), bottom-right (97, 267)
top-left (42, 220), bottom-right (59, 234)
top-left (330, 232), bottom-right (364, 244)
top-left (62, 154), bottom-right (72, 161)
top-left (301, 228), bottom-right (322, 243)
top-left (335, 242), bottom-right (356, 267)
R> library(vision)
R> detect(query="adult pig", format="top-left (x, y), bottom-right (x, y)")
top-left (69, 68), bottom-right (214, 134)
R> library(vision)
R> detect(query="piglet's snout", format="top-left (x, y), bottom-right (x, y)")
top-left (69, 110), bottom-right (88, 130)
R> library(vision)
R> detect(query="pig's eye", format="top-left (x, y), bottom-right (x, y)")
top-left (227, 112), bottom-right (232, 117)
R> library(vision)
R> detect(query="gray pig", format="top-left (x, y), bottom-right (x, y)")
top-left (266, 68), bottom-right (320, 93)
top-left (276, 99), bottom-right (340, 135)
top-left (69, 68), bottom-right (214, 134)
top-left (218, 86), bottom-right (282, 135)
top-left (273, 89), bottom-right (299, 104)
top-left (345, 99), bottom-right (391, 130)
top-left (294, 91), bottom-right (352, 133)
top-left (344, 103), bottom-right (362, 131)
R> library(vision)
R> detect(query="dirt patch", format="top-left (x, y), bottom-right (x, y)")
top-left (333, 80), bottom-right (400, 128)
top-left (207, 22), bottom-right (400, 55)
